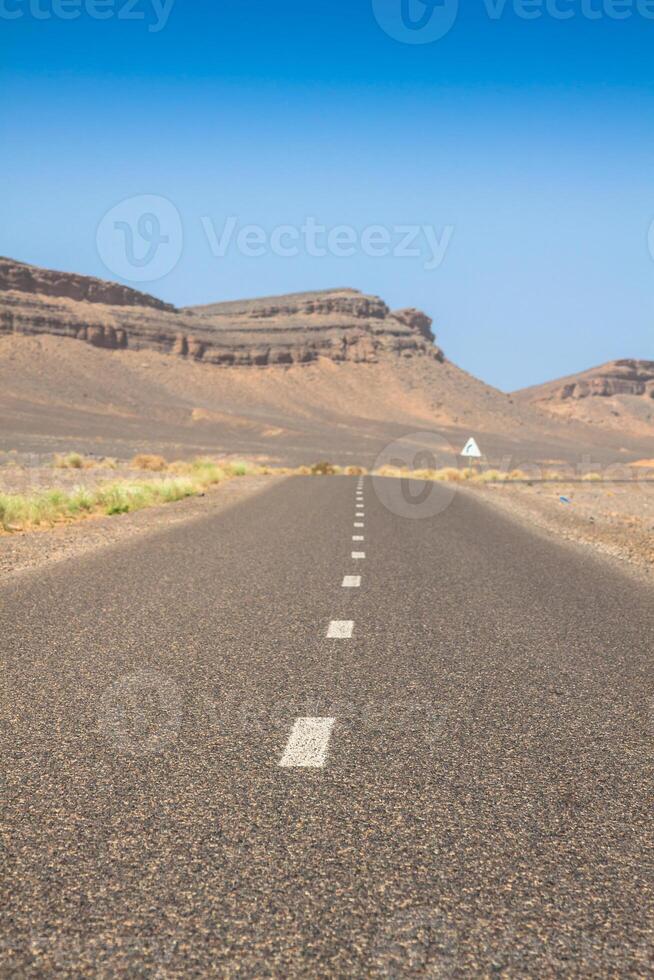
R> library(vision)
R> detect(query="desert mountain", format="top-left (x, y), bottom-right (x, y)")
top-left (0, 257), bottom-right (441, 366)
top-left (0, 256), bottom-right (651, 466)
top-left (514, 360), bottom-right (654, 437)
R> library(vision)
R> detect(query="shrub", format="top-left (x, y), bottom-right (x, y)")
top-left (476, 469), bottom-right (506, 483)
top-left (53, 452), bottom-right (84, 469)
top-left (310, 461), bottom-right (344, 476)
top-left (225, 460), bottom-right (255, 477)
top-left (131, 454), bottom-right (168, 472)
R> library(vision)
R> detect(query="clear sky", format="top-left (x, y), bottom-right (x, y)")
top-left (2, 0), bottom-right (654, 390)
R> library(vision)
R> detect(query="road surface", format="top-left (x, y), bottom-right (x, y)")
top-left (1, 476), bottom-right (652, 976)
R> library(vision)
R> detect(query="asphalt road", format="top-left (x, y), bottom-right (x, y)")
top-left (1, 476), bottom-right (652, 977)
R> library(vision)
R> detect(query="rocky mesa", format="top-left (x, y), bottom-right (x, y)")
top-left (0, 257), bottom-right (444, 367)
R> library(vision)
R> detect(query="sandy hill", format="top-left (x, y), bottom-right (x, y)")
top-left (0, 257), bottom-right (651, 466)
top-left (514, 360), bottom-right (654, 438)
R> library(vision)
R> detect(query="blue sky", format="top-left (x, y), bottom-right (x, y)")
top-left (2, 0), bottom-right (654, 390)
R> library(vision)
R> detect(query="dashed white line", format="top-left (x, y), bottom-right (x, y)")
top-left (327, 619), bottom-right (354, 638)
top-left (278, 717), bottom-right (335, 768)
top-left (352, 551), bottom-right (365, 559)
top-left (352, 535), bottom-right (364, 541)
top-left (354, 522), bottom-right (364, 528)
top-left (342, 575), bottom-right (361, 587)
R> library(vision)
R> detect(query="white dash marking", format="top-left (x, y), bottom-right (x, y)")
top-left (342, 575), bottom-right (361, 587)
top-left (352, 551), bottom-right (366, 559)
top-left (352, 535), bottom-right (364, 541)
top-left (327, 620), bottom-right (354, 638)
top-left (354, 522), bottom-right (364, 528)
top-left (278, 717), bottom-right (335, 768)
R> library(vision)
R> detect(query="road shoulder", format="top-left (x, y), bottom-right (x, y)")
top-left (0, 474), bottom-right (287, 585)
top-left (461, 481), bottom-right (654, 586)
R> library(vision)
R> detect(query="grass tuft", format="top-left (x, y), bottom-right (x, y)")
top-left (53, 452), bottom-right (85, 469)
top-left (310, 461), bottom-right (342, 476)
top-left (130, 454), bottom-right (168, 472)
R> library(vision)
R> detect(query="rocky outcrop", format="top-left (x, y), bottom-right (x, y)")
top-left (0, 256), bottom-right (175, 312)
top-left (553, 360), bottom-right (654, 400)
top-left (0, 259), bottom-right (445, 368)
top-left (521, 360), bottom-right (654, 403)
top-left (513, 359), bottom-right (654, 433)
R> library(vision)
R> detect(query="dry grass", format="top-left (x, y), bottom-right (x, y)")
top-left (130, 453), bottom-right (168, 472)
top-left (0, 455), bottom-right (552, 534)
top-left (372, 465), bottom-right (530, 483)
top-left (0, 457), bottom-right (269, 532)
top-left (53, 452), bottom-right (85, 469)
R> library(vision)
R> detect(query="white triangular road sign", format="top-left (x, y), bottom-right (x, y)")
top-left (460, 437), bottom-right (482, 458)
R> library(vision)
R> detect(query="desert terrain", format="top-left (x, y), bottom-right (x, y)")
top-left (1, 256), bottom-right (652, 469)
top-left (1, 254), bottom-right (652, 582)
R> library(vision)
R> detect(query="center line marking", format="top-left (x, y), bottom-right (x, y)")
top-left (342, 575), bottom-right (361, 587)
top-left (354, 522), bottom-right (364, 527)
top-left (352, 551), bottom-right (365, 559)
top-left (278, 717), bottom-right (335, 768)
top-left (327, 619), bottom-right (354, 638)
top-left (352, 535), bottom-right (364, 541)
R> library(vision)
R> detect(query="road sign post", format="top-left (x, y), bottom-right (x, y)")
top-left (460, 437), bottom-right (483, 475)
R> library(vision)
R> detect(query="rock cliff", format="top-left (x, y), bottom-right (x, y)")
top-left (0, 258), bottom-right (444, 367)
top-left (517, 360), bottom-right (654, 403)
